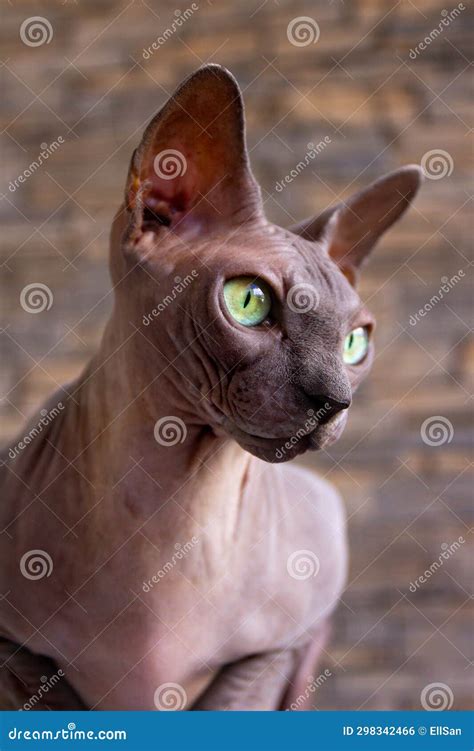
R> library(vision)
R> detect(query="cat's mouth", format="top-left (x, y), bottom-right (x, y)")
top-left (219, 412), bottom-right (348, 463)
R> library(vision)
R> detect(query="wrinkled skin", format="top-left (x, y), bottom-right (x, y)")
top-left (0, 65), bottom-right (422, 710)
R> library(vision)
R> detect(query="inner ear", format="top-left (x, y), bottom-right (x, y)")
top-left (125, 65), bottom-right (262, 238)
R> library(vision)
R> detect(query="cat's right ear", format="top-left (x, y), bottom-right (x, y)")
top-left (124, 65), bottom-right (262, 246)
top-left (290, 166), bottom-right (423, 285)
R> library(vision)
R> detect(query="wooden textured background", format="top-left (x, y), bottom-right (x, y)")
top-left (1, 0), bottom-right (472, 709)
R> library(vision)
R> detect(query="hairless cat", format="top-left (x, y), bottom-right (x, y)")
top-left (0, 65), bottom-right (422, 711)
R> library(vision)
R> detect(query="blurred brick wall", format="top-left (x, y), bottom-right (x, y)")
top-left (1, 0), bottom-right (472, 709)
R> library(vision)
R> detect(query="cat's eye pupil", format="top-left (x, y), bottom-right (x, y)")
top-left (223, 276), bottom-right (272, 327)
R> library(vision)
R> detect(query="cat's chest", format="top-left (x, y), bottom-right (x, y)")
top-left (19, 462), bottom-right (336, 709)
top-left (55, 541), bottom-right (312, 710)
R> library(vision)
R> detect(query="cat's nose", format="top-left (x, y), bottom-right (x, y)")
top-left (306, 395), bottom-right (351, 424)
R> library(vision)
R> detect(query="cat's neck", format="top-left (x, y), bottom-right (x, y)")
top-left (18, 317), bottom-right (254, 528)
top-left (0, 319), bottom-right (256, 600)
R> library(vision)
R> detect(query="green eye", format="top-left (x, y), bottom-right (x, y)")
top-left (223, 276), bottom-right (272, 327)
top-left (343, 327), bottom-right (369, 365)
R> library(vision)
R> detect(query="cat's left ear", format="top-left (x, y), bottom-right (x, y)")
top-left (290, 166), bottom-right (423, 284)
top-left (125, 64), bottom-right (262, 239)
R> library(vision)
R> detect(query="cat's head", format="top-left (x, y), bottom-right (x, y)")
top-left (113, 65), bottom-right (422, 462)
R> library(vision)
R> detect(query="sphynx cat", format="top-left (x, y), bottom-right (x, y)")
top-left (0, 65), bottom-right (422, 711)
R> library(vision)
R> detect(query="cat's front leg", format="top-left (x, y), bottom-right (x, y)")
top-left (191, 620), bottom-right (330, 711)
top-left (190, 648), bottom-right (298, 710)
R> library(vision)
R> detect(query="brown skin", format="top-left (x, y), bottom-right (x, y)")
top-left (0, 65), bottom-right (422, 710)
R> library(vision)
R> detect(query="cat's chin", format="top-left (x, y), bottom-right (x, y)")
top-left (221, 413), bottom-right (348, 463)
top-left (241, 441), bottom-right (310, 463)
